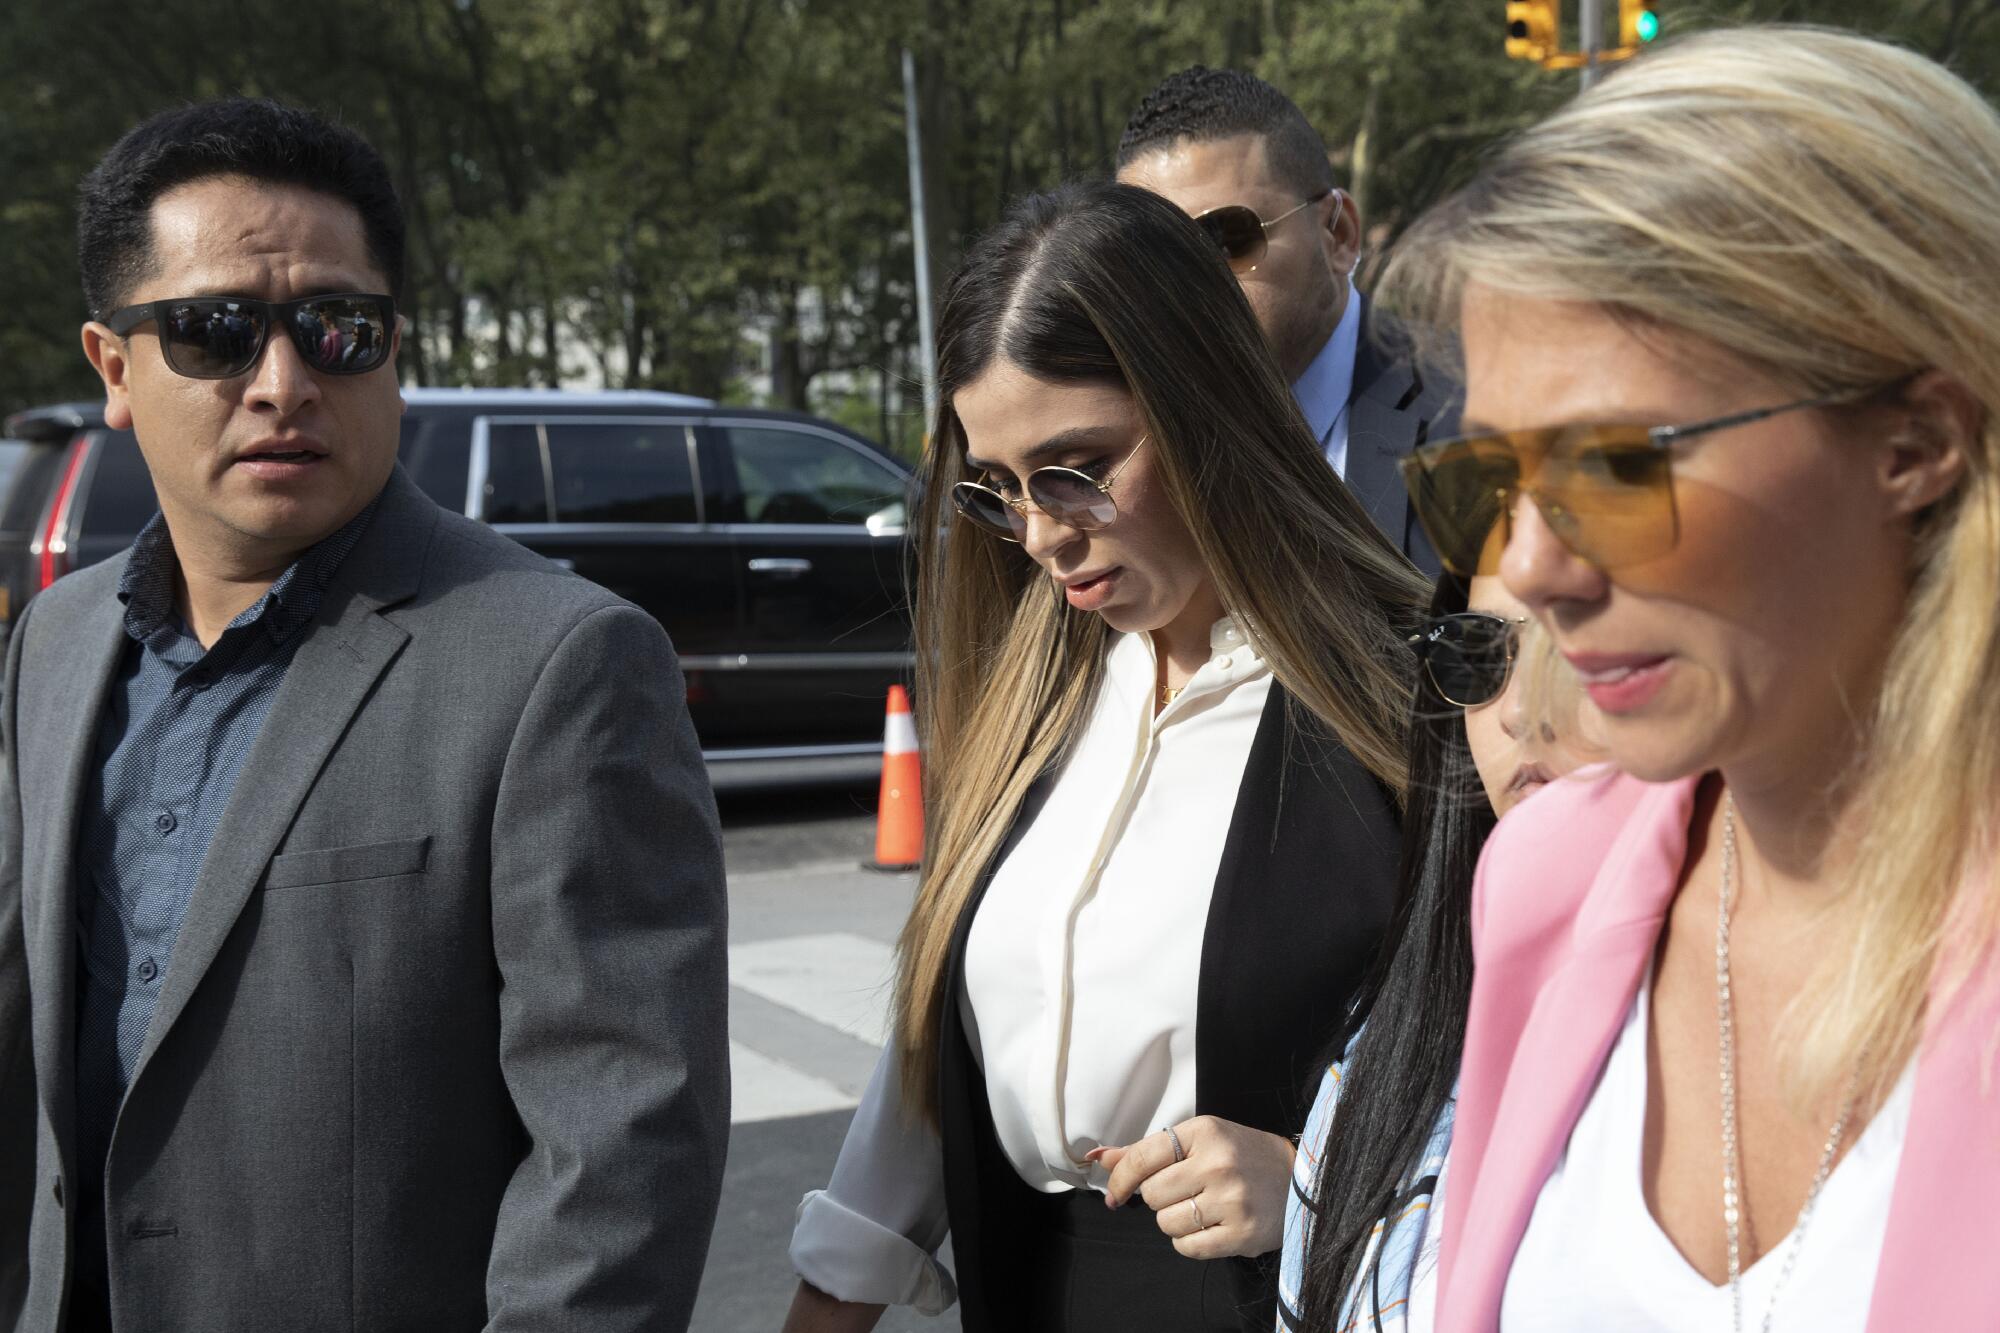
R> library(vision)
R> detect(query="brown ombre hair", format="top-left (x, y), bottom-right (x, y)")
top-left (894, 180), bottom-right (1429, 1122)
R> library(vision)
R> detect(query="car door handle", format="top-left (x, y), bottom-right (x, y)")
top-left (747, 557), bottom-right (813, 578)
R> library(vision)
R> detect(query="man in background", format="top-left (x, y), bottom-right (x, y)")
top-left (1119, 66), bottom-right (1453, 573)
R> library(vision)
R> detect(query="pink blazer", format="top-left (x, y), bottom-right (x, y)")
top-left (1435, 768), bottom-right (2000, 1331)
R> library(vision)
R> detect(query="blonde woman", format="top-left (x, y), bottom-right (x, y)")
top-left (782, 180), bottom-right (1430, 1331)
top-left (1380, 26), bottom-right (2000, 1331)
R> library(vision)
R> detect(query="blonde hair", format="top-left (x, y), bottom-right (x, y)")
top-left (1382, 25), bottom-right (2000, 1108)
top-left (894, 181), bottom-right (1430, 1123)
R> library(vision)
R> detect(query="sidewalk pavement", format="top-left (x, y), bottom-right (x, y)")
top-left (693, 857), bottom-right (950, 1332)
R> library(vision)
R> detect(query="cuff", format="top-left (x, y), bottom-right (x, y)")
top-left (790, 1189), bottom-right (957, 1315)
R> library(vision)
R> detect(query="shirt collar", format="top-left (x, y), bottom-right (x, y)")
top-left (1290, 288), bottom-right (1365, 446)
top-left (118, 496), bottom-right (382, 648)
top-left (1105, 614), bottom-right (1269, 718)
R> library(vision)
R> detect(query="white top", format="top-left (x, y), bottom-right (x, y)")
top-left (1501, 968), bottom-right (1915, 1332)
top-left (1292, 289), bottom-right (1364, 478)
top-left (1407, 1171), bottom-right (1443, 1332)
top-left (790, 619), bottom-right (1273, 1311)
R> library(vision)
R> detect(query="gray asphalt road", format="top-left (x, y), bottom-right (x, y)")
top-left (692, 783), bottom-right (955, 1332)
top-left (717, 782), bottom-right (883, 876)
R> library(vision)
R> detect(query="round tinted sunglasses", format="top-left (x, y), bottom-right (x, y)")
top-left (950, 435), bottom-right (1148, 541)
top-left (104, 292), bottom-right (398, 380)
top-left (1410, 611), bottom-right (1524, 708)
top-left (1193, 189), bottom-right (1334, 273)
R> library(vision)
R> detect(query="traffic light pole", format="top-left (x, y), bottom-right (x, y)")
top-left (1578, 0), bottom-right (1605, 88)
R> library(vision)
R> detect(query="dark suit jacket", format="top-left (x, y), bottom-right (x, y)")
top-left (1344, 305), bottom-right (1460, 578)
top-left (936, 684), bottom-right (1402, 1332)
top-left (0, 468), bottom-right (730, 1331)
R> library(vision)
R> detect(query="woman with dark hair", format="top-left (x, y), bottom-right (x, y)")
top-left (1276, 572), bottom-right (1586, 1332)
top-left (780, 179), bottom-right (1429, 1332)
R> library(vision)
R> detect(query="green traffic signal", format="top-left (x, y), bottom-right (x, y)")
top-left (1636, 10), bottom-right (1660, 41)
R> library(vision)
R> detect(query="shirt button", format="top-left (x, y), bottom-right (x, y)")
top-left (185, 670), bottom-right (211, 691)
top-left (1219, 655), bottom-right (1235, 669)
top-left (137, 958), bottom-right (159, 984)
top-left (154, 811), bottom-right (177, 835)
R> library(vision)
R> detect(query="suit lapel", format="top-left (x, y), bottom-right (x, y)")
top-left (28, 586), bottom-right (130, 1153)
top-left (127, 472), bottom-right (432, 1082)
top-left (1345, 396), bottom-right (1419, 550)
top-left (1344, 305), bottom-right (1438, 559)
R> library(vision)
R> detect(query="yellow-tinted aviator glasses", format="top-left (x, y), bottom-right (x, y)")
top-left (1398, 380), bottom-right (1906, 577)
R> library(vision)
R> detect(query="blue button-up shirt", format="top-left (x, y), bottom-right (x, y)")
top-left (73, 502), bottom-right (377, 1184)
top-left (1292, 288), bottom-right (1364, 479)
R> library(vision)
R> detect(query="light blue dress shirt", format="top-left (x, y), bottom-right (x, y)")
top-left (1292, 288), bottom-right (1364, 479)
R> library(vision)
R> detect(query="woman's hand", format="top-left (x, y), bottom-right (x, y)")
top-left (779, 1279), bottom-right (886, 1333)
top-left (1090, 1116), bottom-right (1296, 1260)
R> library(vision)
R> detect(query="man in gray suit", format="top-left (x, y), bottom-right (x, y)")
top-left (1117, 66), bottom-right (1456, 576)
top-left (0, 99), bottom-right (730, 1331)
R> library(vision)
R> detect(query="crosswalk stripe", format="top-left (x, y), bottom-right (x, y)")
top-left (729, 1040), bottom-right (859, 1124)
top-left (727, 932), bottom-right (896, 1049)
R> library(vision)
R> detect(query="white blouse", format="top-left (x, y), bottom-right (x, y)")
top-left (1501, 967), bottom-right (1914, 1332)
top-left (790, 619), bottom-right (1273, 1311)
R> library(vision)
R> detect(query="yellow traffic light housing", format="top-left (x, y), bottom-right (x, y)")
top-left (1506, 0), bottom-right (1559, 63)
top-left (1619, 0), bottom-right (1661, 47)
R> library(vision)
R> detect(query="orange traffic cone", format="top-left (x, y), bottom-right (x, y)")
top-left (868, 685), bottom-right (924, 872)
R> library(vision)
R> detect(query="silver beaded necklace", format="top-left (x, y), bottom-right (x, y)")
top-left (1716, 792), bottom-right (1858, 1333)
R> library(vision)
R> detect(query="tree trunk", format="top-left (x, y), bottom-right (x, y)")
top-left (1351, 78), bottom-right (1381, 229)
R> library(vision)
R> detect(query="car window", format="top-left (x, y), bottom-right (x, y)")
top-left (400, 415), bottom-right (472, 513)
top-left (545, 422), bottom-right (697, 524)
top-left (723, 426), bottom-right (905, 529)
top-left (0, 444), bottom-right (64, 535)
top-left (482, 422), bottom-right (551, 523)
top-left (0, 441), bottom-right (39, 533)
top-left (79, 434), bottom-right (159, 537)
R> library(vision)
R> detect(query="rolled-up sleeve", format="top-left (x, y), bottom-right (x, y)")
top-left (790, 1044), bottom-right (956, 1314)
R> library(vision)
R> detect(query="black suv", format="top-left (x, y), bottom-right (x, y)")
top-left (2, 390), bottom-right (914, 784)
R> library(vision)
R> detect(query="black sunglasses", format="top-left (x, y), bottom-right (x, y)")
top-left (104, 292), bottom-right (398, 380)
top-left (1409, 611), bottom-right (1524, 708)
top-left (1192, 189), bottom-right (1334, 273)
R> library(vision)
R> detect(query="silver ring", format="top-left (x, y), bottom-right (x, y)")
top-left (1165, 1125), bottom-right (1185, 1164)
top-left (1187, 1198), bottom-right (1204, 1231)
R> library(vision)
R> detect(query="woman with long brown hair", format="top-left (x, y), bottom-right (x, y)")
top-left (780, 179), bottom-right (1428, 1331)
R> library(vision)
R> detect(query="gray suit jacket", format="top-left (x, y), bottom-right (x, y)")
top-left (1344, 305), bottom-right (1460, 579)
top-left (0, 468), bottom-right (730, 1331)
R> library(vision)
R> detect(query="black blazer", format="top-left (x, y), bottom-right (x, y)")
top-left (935, 682), bottom-right (1402, 1331)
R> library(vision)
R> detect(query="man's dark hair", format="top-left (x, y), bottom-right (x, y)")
top-left (78, 98), bottom-right (405, 318)
top-left (1117, 66), bottom-right (1335, 201)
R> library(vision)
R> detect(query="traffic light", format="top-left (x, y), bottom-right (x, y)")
top-left (1506, 1), bottom-right (1558, 62)
top-left (1619, 1), bottom-right (1661, 48)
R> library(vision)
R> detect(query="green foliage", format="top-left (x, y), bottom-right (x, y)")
top-left (3, 0), bottom-right (1996, 453)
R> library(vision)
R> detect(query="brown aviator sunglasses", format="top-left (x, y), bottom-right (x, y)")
top-left (1192, 189), bottom-right (1335, 274)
